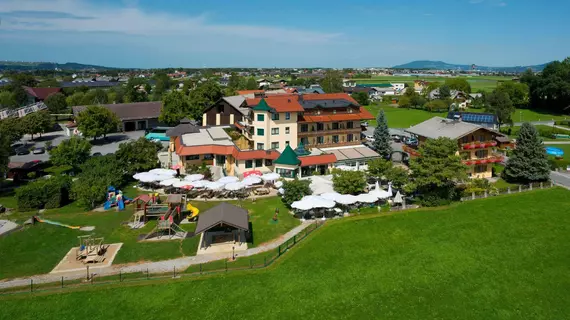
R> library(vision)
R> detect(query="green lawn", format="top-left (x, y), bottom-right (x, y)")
top-left (353, 76), bottom-right (511, 92)
top-left (3, 188), bottom-right (570, 319)
top-left (501, 124), bottom-right (570, 140)
top-left (515, 109), bottom-right (570, 123)
top-left (0, 196), bottom-right (299, 280)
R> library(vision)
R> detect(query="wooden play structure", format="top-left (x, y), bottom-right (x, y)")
top-left (141, 194), bottom-right (188, 239)
top-left (76, 235), bottom-right (108, 264)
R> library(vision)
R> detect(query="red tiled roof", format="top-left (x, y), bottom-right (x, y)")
top-left (238, 90), bottom-right (264, 95)
top-left (300, 107), bottom-right (374, 122)
top-left (23, 86), bottom-right (62, 100)
top-left (299, 154), bottom-right (337, 166)
top-left (246, 95), bottom-right (304, 112)
top-left (301, 93), bottom-right (359, 105)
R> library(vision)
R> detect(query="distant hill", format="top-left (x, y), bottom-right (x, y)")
top-left (392, 60), bottom-right (549, 72)
top-left (0, 61), bottom-right (118, 71)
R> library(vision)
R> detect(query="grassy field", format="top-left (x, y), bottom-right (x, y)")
top-left (2, 188), bottom-right (570, 319)
top-left (353, 76), bottom-right (512, 92)
top-left (0, 196), bottom-right (299, 280)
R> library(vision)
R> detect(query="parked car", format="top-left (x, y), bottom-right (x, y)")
top-left (32, 147), bottom-right (45, 154)
top-left (361, 121), bottom-right (369, 127)
top-left (391, 135), bottom-right (402, 143)
top-left (93, 152), bottom-right (103, 157)
top-left (15, 147), bottom-right (30, 155)
top-left (145, 127), bottom-right (172, 142)
top-left (365, 135), bottom-right (375, 142)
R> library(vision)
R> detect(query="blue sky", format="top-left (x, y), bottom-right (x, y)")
top-left (0, 0), bottom-right (568, 68)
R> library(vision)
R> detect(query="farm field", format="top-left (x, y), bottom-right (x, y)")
top-left (352, 75), bottom-right (512, 92)
top-left (0, 196), bottom-right (299, 280)
top-left (2, 188), bottom-right (570, 320)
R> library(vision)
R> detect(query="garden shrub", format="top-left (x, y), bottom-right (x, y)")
top-left (16, 176), bottom-right (72, 211)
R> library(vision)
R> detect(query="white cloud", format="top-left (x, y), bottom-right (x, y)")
top-left (0, 0), bottom-right (342, 44)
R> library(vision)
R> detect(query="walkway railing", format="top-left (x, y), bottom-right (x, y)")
top-left (460, 181), bottom-right (554, 201)
top-left (0, 221), bottom-right (323, 296)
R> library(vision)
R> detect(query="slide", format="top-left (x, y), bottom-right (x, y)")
top-left (34, 216), bottom-right (81, 230)
top-left (186, 203), bottom-right (199, 220)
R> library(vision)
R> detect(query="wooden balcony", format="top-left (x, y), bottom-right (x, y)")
top-left (462, 156), bottom-right (504, 165)
top-left (303, 140), bottom-right (362, 149)
top-left (298, 127), bottom-right (362, 137)
top-left (461, 141), bottom-right (497, 150)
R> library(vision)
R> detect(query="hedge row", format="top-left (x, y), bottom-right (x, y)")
top-left (15, 176), bottom-right (72, 211)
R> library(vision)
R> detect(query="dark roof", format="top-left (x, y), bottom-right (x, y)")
top-left (447, 112), bottom-right (498, 124)
top-left (60, 81), bottom-right (121, 88)
top-left (166, 120), bottom-right (200, 137)
top-left (343, 87), bottom-right (376, 94)
top-left (23, 87), bottom-right (62, 100)
top-left (73, 102), bottom-right (161, 121)
top-left (195, 203), bottom-right (249, 234)
top-left (299, 97), bottom-right (358, 109)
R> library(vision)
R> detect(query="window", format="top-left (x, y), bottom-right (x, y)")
top-left (272, 113), bottom-right (279, 121)
top-left (475, 150), bottom-right (488, 158)
top-left (271, 128), bottom-right (279, 135)
top-left (186, 155), bottom-right (199, 161)
top-left (462, 136), bottom-right (469, 143)
top-left (332, 109), bottom-right (337, 114)
top-left (478, 135), bottom-right (486, 142)
top-left (245, 160), bottom-right (253, 169)
top-left (347, 134), bottom-right (354, 142)
top-left (317, 136), bottom-right (324, 144)
top-left (265, 159), bottom-right (273, 166)
top-left (332, 122), bottom-right (339, 130)
top-left (286, 141), bottom-right (290, 146)
top-left (474, 164), bottom-right (487, 173)
top-left (257, 114), bottom-right (264, 121)
top-left (347, 121), bottom-right (354, 129)
top-left (285, 112), bottom-right (291, 120)
top-left (203, 154), bottom-right (214, 160)
top-left (332, 135), bottom-right (339, 143)
top-left (285, 127), bottom-right (290, 134)
top-left (300, 124), bottom-right (308, 132)
top-left (347, 108), bottom-right (353, 113)
top-left (317, 123), bottom-right (324, 131)
top-left (271, 142), bottom-right (279, 149)
top-left (255, 159), bottom-right (263, 167)
top-left (257, 128), bottom-right (264, 136)
top-left (257, 143), bottom-right (264, 150)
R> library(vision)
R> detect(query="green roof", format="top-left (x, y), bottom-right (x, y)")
top-left (274, 145), bottom-right (301, 166)
top-left (252, 98), bottom-right (272, 112)
top-left (294, 142), bottom-right (311, 156)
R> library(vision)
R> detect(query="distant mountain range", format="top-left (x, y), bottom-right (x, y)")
top-left (0, 61), bottom-right (117, 71)
top-left (392, 60), bottom-right (549, 72)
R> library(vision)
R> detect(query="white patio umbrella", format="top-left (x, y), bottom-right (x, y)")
top-left (274, 181), bottom-right (283, 188)
top-left (300, 195), bottom-right (335, 209)
top-left (291, 200), bottom-right (314, 211)
top-left (242, 176), bottom-right (262, 186)
top-left (371, 181), bottom-right (391, 199)
top-left (172, 180), bottom-right (192, 188)
top-left (261, 172), bottom-right (280, 181)
top-left (278, 188), bottom-right (285, 194)
top-left (336, 194), bottom-right (359, 205)
top-left (149, 168), bottom-right (177, 176)
top-left (225, 182), bottom-right (246, 191)
top-left (387, 182), bottom-right (393, 197)
top-left (356, 193), bottom-right (378, 203)
top-left (189, 180), bottom-right (209, 188)
top-left (320, 192), bottom-right (342, 202)
top-left (159, 178), bottom-right (181, 186)
top-left (184, 174), bottom-right (204, 182)
top-left (205, 181), bottom-right (225, 190)
top-left (393, 191), bottom-right (403, 204)
top-left (218, 176), bottom-right (239, 184)
top-left (136, 173), bottom-right (172, 183)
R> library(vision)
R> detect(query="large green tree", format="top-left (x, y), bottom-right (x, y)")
top-left (332, 169), bottom-right (367, 195)
top-left (0, 118), bottom-right (24, 144)
top-left (49, 136), bottom-right (92, 169)
top-left (438, 85), bottom-right (451, 100)
top-left (37, 78), bottom-right (60, 88)
top-left (66, 92), bottom-right (86, 107)
top-left (407, 137), bottom-right (467, 206)
top-left (12, 86), bottom-right (28, 107)
top-left (0, 134), bottom-right (9, 182)
top-left (521, 58), bottom-right (570, 113)
top-left (245, 77), bottom-right (258, 90)
top-left (495, 81), bottom-right (529, 107)
top-left (444, 78), bottom-right (471, 93)
top-left (352, 92), bottom-right (370, 106)
top-left (187, 80), bottom-right (223, 120)
top-left (0, 91), bottom-right (16, 109)
top-left (372, 110), bottom-right (392, 158)
top-left (503, 123), bottom-right (550, 183)
top-left (76, 105), bottom-right (120, 139)
top-left (44, 92), bottom-right (68, 116)
top-left (385, 166), bottom-right (409, 189)
top-left (485, 89), bottom-right (514, 129)
top-left (367, 158), bottom-right (393, 181)
top-left (125, 77), bottom-right (150, 103)
top-left (115, 138), bottom-right (161, 176)
top-left (320, 70), bottom-right (343, 93)
top-left (159, 91), bottom-right (191, 126)
top-left (22, 111), bottom-right (52, 140)
top-left (152, 72), bottom-right (171, 100)
top-left (281, 178), bottom-right (312, 207)
top-left (72, 155), bottom-right (125, 209)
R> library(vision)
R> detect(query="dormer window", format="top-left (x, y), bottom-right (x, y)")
top-left (347, 108), bottom-right (353, 113)
top-left (333, 109), bottom-right (337, 114)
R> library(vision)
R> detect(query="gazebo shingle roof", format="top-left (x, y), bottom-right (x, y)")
top-left (195, 203), bottom-right (249, 234)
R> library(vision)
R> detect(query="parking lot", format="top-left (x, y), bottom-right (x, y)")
top-left (10, 129), bottom-right (148, 163)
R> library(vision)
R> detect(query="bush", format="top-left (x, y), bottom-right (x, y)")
top-left (15, 176), bottom-right (72, 211)
top-left (548, 158), bottom-right (570, 170)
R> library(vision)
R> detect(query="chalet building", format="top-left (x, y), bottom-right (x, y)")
top-left (404, 117), bottom-right (504, 179)
top-left (202, 96), bottom-right (249, 126)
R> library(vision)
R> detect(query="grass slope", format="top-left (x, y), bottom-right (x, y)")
top-left (2, 188), bottom-right (570, 319)
top-left (0, 197), bottom-right (299, 280)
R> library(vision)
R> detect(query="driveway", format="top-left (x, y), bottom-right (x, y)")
top-left (10, 130), bottom-right (147, 163)
top-left (550, 171), bottom-right (570, 188)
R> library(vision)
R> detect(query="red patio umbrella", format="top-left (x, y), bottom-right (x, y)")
top-left (243, 170), bottom-right (262, 178)
top-left (171, 164), bottom-right (182, 170)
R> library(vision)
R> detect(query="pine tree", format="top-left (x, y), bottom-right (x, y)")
top-left (503, 123), bottom-right (550, 183)
top-left (372, 110), bottom-right (392, 158)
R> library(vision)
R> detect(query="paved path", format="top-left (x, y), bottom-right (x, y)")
top-left (0, 221), bottom-right (314, 290)
top-left (553, 125), bottom-right (570, 132)
top-left (550, 171), bottom-right (570, 189)
top-left (544, 141), bottom-right (570, 145)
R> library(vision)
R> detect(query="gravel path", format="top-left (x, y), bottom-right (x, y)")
top-left (0, 221), bottom-right (315, 290)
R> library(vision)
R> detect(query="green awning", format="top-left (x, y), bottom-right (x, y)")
top-left (274, 145), bottom-right (301, 166)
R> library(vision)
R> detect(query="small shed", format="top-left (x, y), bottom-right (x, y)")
top-left (195, 203), bottom-right (249, 254)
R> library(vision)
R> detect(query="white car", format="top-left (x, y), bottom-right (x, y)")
top-left (365, 135), bottom-right (375, 142)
